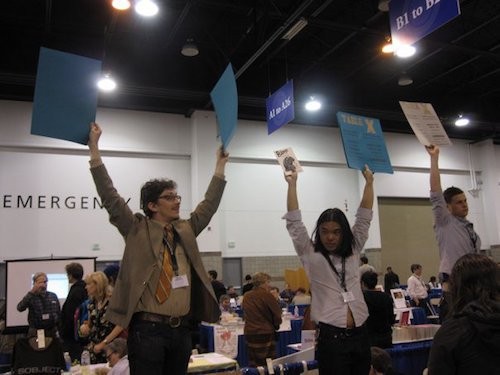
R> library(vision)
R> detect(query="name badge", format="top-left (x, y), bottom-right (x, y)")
top-left (172, 274), bottom-right (189, 289)
top-left (42, 313), bottom-right (50, 320)
top-left (341, 291), bottom-right (355, 303)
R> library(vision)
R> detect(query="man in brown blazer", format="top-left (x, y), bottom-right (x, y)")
top-left (87, 122), bottom-right (229, 375)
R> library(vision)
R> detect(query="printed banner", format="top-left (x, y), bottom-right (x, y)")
top-left (390, 0), bottom-right (460, 47)
top-left (266, 80), bottom-right (295, 134)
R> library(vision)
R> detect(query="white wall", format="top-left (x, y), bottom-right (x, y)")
top-left (0, 100), bottom-right (497, 261)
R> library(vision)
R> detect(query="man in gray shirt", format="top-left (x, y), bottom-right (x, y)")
top-left (426, 145), bottom-right (481, 320)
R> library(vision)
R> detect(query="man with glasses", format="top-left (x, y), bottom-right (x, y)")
top-left (103, 338), bottom-right (129, 375)
top-left (87, 122), bottom-right (229, 375)
top-left (426, 145), bottom-right (481, 321)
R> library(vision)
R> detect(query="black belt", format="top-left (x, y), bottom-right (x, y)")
top-left (319, 322), bottom-right (366, 339)
top-left (132, 312), bottom-right (187, 328)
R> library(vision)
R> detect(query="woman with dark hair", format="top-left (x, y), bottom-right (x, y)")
top-left (283, 166), bottom-right (374, 374)
top-left (427, 253), bottom-right (500, 374)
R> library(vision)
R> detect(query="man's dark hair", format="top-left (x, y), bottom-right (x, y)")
top-left (312, 208), bottom-right (354, 257)
top-left (208, 270), bottom-right (218, 280)
top-left (361, 271), bottom-right (378, 289)
top-left (65, 262), bottom-right (84, 280)
top-left (410, 264), bottom-right (422, 273)
top-left (360, 256), bottom-right (369, 265)
top-left (386, 266), bottom-right (392, 272)
top-left (371, 346), bottom-right (394, 374)
top-left (443, 186), bottom-right (464, 204)
top-left (140, 178), bottom-right (177, 218)
top-left (244, 274), bottom-right (252, 281)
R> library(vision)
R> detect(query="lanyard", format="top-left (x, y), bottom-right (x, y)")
top-left (163, 232), bottom-right (179, 276)
top-left (321, 251), bottom-right (347, 292)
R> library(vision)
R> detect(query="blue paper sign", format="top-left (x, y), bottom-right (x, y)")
top-left (266, 80), bottom-right (295, 135)
top-left (390, 0), bottom-right (460, 47)
top-left (31, 47), bottom-right (102, 145)
top-left (336, 111), bottom-right (393, 174)
top-left (210, 64), bottom-right (238, 149)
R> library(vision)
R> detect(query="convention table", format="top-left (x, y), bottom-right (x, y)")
top-left (200, 318), bottom-right (303, 367)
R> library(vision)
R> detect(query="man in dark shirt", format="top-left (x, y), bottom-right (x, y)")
top-left (17, 272), bottom-right (61, 337)
top-left (362, 271), bottom-right (395, 348)
top-left (208, 270), bottom-right (227, 302)
top-left (384, 266), bottom-right (400, 294)
top-left (60, 262), bottom-right (88, 361)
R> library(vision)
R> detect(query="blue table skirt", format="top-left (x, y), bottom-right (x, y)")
top-left (387, 340), bottom-right (433, 375)
top-left (200, 319), bottom-right (303, 368)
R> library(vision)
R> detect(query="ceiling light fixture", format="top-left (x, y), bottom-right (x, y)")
top-left (395, 44), bottom-right (416, 58)
top-left (378, 0), bottom-right (390, 12)
top-left (455, 115), bottom-right (470, 127)
top-left (381, 42), bottom-right (394, 54)
top-left (135, 0), bottom-right (159, 17)
top-left (398, 74), bottom-right (413, 86)
top-left (97, 74), bottom-right (117, 92)
top-left (282, 17), bottom-right (308, 41)
top-left (181, 39), bottom-right (199, 57)
top-left (112, 0), bottom-right (131, 10)
top-left (305, 97), bottom-right (321, 111)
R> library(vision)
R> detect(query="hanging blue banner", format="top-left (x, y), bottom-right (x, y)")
top-left (266, 80), bottom-right (294, 135)
top-left (389, 0), bottom-right (460, 47)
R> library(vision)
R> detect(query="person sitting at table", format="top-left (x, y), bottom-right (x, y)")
top-left (219, 294), bottom-right (235, 315)
top-left (291, 287), bottom-right (311, 305)
top-left (242, 272), bottom-right (282, 367)
top-left (279, 283), bottom-right (295, 304)
top-left (361, 271), bottom-right (395, 349)
top-left (427, 276), bottom-right (441, 290)
top-left (270, 287), bottom-right (288, 309)
top-left (227, 286), bottom-right (239, 299)
top-left (427, 253), bottom-right (500, 375)
top-left (369, 346), bottom-right (395, 375)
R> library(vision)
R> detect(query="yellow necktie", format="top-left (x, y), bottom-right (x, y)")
top-left (155, 224), bottom-right (174, 303)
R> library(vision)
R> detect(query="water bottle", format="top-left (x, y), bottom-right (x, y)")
top-left (80, 349), bottom-right (90, 375)
top-left (294, 305), bottom-right (299, 317)
top-left (63, 352), bottom-right (72, 371)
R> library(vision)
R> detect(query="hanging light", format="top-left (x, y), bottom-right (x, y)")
top-left (97, 73), bottom-right (117, 92)
top-left (395, 44), bottom-right (416, 58)
top-left (112, 0), bottom-right (131, 10)
top-left (398, 73), bottom-right (413, 86)
top-left (135, 0), bottom-right (159, 17)
top-left (181, 39), bottom-right (199, 57)
top-left (455, 115), bottom-right (470, 127)
top-left (305, 97), bottom-right (321, 111)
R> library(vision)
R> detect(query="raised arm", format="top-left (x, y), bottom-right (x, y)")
top-left (426, 144), bottom-right (442, 193)
top-left (285, 171), bottom-right (299, 212)
top-left (88, 122), bottom-right (103, 167)
top-left (214, 146), bottom-right (229, 178)
top-left (359, 165), bottom-right (374, 209)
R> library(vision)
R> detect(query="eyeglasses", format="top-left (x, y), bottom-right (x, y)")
top-left (158, 194), bottom-right (182, 202)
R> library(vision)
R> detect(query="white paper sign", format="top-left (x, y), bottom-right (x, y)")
top-left (274, 147), bottom-right (303, 175)
top-left (213, 325), bottom-right (239, 359)
top-left (301, 330), bottom-right (316, 350)
top-left (399, 101), bottom-right (452, 146)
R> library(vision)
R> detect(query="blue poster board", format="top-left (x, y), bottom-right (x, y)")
top-left (336, 111), bottom-right (393, 174)
top-left (31, 47), bottom-right (102, 145)
top-left (266, 80), bottom-right (294, 135)
top-left (210, 64), bottom-right (238, 149)
top-left (390, 0), bottom-right (460, 46)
